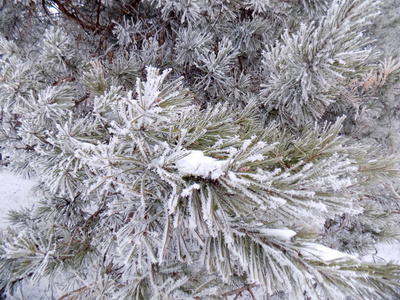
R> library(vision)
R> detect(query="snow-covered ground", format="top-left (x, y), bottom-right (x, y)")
top-left (0, 168), bottom-right (39, 230)
top-left (363, 243), bottom-right (400, 264)
top-left (0, 168), bottom-right (60, 300)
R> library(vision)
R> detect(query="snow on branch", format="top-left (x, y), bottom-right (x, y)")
top-left (175, 150), bottom-right (227, 179)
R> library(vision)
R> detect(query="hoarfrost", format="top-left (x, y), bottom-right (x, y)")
top-left (306, 201), bottom-right (328, 212)
top-left (181, 183), bottom-right (201, 197)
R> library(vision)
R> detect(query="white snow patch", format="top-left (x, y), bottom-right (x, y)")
top-left (176, 150), bottom-right (227, 179)
top-left (260, 228), bottom-right (297, 241)
top-left (5, 278), bottom-right (63, 300)
top-left (303, 243), bottom-right (357, 262)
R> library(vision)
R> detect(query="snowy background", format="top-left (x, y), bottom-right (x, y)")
top-left (0, 169), bottom-right (61, 299)
top-left (0, 169), bottom-right (38, 231)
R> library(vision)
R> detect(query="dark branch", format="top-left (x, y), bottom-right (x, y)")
top-left (222, 283), bottom-right (258, 298)
top-left (96, 0), bottom-right (101, 26)
top-left (75, 93), bottom-right (90, 107)
top-left (51, 0), bottom-right (105, 32)
top-left (58, 286), bottom-right (89, 300)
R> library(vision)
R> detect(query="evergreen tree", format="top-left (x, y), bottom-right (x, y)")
top-left (1, 0), bottom-right (400, 299)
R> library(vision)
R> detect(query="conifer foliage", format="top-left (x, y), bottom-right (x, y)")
top-left (1, 0), bottom-right (400, 299)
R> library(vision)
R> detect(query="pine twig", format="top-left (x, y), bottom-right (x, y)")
top-left (222, 283), bottom-right (257, 299)
top-left (52, 75), bottom-right (76, 86)
top-left (75, 93), bottom-right (90, 107)
top-left (58, 286), bottom-right (89, 300)
top-left (96, 0), bottom-right (101, 26)
top-left (247, 287), bottom-right (256, 300)
top-left (52, 0), bottom-right (105, 31)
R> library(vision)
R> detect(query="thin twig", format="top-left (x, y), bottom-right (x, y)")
top-left (52, 75), bottom-right (76, 86)
top-left (58, 286), bottom-right (89, 300)
top-left (52, 0), bottom-right (105, 31)
top-left (247, 287), bottom-right (256, 300)
top-left (96, 0), bottom-right (102, 26)
top-left (222, 283), bottom-right (258, 298)
top-left (75, 93), bottom-right (90, 107)
top-left (42, 0), bottom-right (57, 26)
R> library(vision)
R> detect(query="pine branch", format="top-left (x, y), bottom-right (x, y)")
top-left (51, 0), bottom-right (105, 31)
top-left (222, 283), bottom-right (258, 299)
top-left (52, 75), bottom-right (76, 86)
top-left (74, 93), bottom-right (90, 107)
top-left (57, 286), bottom-right (89, 300)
